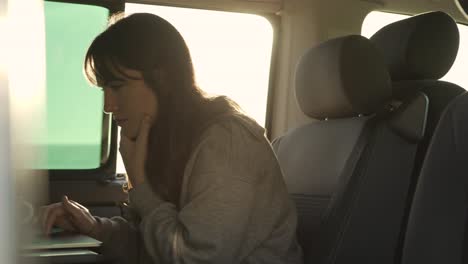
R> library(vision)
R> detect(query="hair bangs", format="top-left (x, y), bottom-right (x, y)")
top-left (84, 35), bottom-right (140, 87)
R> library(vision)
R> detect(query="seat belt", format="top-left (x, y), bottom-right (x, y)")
top-left (321, 94), bottom-right (428, 264)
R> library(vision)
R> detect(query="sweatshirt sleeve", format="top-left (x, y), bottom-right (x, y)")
top-left (91, 215), bottom-right (142, 264)
top-left (128, 121), bottom-right (266, 264)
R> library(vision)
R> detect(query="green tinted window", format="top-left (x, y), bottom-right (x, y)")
top-left (34, 2), bottom-right (108, 169)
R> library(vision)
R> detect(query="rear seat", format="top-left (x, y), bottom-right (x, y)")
top-left (401, 91), bottom-right (468, 264)
top-left (373, 11), bottom-right (468, 264)
top-left (272, 35), bottom-right (428, 264)
top-left (370, 11), bottom-right (464, 178)
top-left (369, 12), bottom-right (465, 260)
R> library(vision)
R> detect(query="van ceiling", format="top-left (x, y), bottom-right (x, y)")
top-left (128, 0), bottom-right (283, 13)
top-left (375, 0), bottom-right (468, 23)
top-left (139, 0), bottom-right (467, 23)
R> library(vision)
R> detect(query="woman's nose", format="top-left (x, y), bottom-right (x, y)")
top-left (103, 90), bottom-right (118, 114)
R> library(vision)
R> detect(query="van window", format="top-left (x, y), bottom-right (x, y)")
top-left (125, 4), bottom-right (274, 127)
top-left (362, 11), bottom-right (468, 90)
top-left (32, 2), bottom-right (109, 169)
top-left (117, 4), bottom-right (275, 173)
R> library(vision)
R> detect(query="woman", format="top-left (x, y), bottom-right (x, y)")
top-left (40, 13), bottom-right (303, 264)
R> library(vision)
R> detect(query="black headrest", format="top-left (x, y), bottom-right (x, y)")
top-left (370, 11), bottom-right (459, 81)
top-left (295, 35), bottom-right (392, 119)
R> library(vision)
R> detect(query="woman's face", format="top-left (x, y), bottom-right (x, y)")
top-left (102, 65), bottom-right (158, 140)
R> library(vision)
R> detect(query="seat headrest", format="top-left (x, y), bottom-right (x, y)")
top-left (370, 11), bottom-right (459, 81)
top-left (295, 35), bottom-right (392, 119)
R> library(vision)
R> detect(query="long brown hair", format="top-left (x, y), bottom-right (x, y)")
top-left (84, 13), bottom-right (240, 206)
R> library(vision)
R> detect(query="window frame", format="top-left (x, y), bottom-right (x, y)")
top-left (263, 13), bottom-right (280, 140)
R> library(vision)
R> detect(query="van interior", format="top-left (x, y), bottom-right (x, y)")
top-left (1, 0), bottom-right (467, 263)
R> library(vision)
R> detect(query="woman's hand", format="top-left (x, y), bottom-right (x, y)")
top-left (119, 115), bottom-right (152, 188)
top-left (39, 196), bottom-right (99, 238)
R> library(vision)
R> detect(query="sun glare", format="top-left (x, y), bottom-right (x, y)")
top-left (125, 4), bottom-right (274, 127)
top-left (117, 4), bottom-right (274, 174)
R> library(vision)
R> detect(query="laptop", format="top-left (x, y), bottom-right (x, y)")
top-left (23, 227), bottom-right (102, 250)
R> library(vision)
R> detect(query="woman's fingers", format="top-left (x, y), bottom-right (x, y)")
top-left (119, 136), bottom-right (131, 165)
top-left (41, 196), bottom-right (83, 235)
top-left (121, 114), bottom-right (153, 187)
top-left (135, 115), bottom-right (152, 158)
top-left (61, 196), bottom-right (96, 235)
top-left (40, 196), bottom-right (97, 237)
top-left (69, 199), bottom-right (89, 212)
top-left (119, 130), bottom-right (132, 149)
top-left (61, 196), bottom-right (83, 220)
top-left (40, 203), bottom-right (60, 233)
top-left (55, 216), bottom-right (77, 232)
top-left (44, 206), bottom-right (66, 235)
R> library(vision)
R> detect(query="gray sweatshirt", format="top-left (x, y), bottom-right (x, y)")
top-left (93, 114), bottom-right (303, 264)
